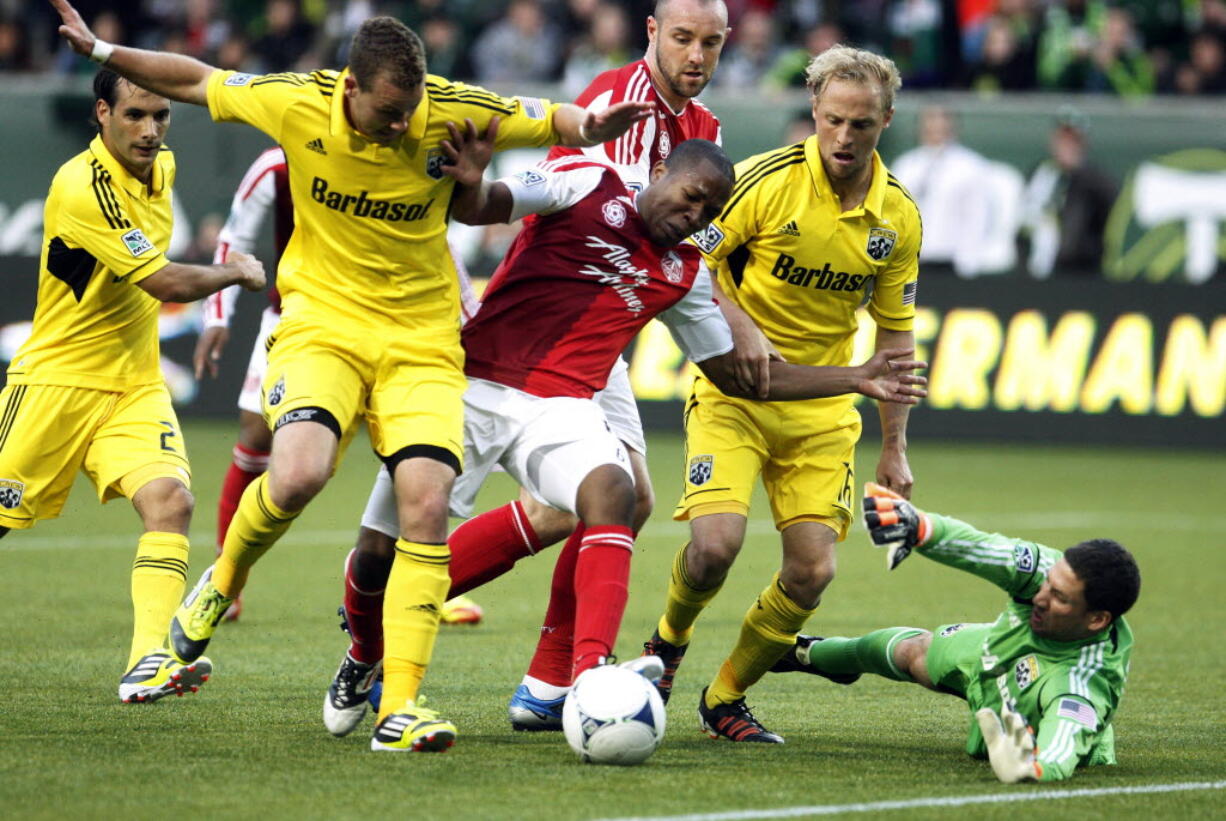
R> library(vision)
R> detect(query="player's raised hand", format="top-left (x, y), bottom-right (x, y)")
top-left (854, 347), bottom-right (927, 405)
top-left (440, 117), bottom-right (500, 188)
top-left (193, 326), bottom-right (230, 380)
top-left (48, 0), bottom-right (96, 57)
top-left (976, 703), bottom-right (1041, 783)
top-left (228, 251), bottom-right (266, 292)
top-left (581, 100), bottom-right (656, 145)
top-left (863, 481), bottom-right (930, 569)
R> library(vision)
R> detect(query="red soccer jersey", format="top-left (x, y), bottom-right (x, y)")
top-left (549, 59), bottom-right (721, 192)
top-left (462, 160), bottom-right (728, 399)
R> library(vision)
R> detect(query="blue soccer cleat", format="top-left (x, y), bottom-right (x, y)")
top-left (508, 684), bottom-right (566, 732)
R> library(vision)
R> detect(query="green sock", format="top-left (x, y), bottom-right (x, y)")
top-left (804, 628), bottom-right (924, 682)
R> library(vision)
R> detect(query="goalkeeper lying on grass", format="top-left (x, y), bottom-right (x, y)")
top-left (771, 483), bottom-right (1141, 783)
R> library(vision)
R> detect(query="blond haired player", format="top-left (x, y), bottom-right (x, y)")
top-left (0, 69), bottom-right (264, 703)
top-left (642, 46), bottom-right (923, 742)
top-left (49, 0), bottom-right (652, 752)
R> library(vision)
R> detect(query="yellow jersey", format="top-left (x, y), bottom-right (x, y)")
top-left (693, 136), bottom-right (920, 371)
top-left (8, 135), bottom-right (173, 391)
top-left (206, 68), bottom-right (562, 328)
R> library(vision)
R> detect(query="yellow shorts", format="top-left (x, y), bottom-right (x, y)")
top-left (0, 382), bottom-right (191, 529)
top-left (262, 317), bottom-right (466, 469)
top-left (673, 377), bottom-right (861, 538)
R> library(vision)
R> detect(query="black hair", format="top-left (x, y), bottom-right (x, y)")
top-left (90, 68), bottom-right (124, 132)
top-left (1064, 539), bottom-right (1141, 623)
top-left (350, 16), bottom-right (426, 92)
top-left (663, 138), bottom-right (735, 185)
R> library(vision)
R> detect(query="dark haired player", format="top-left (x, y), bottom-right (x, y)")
top-left (772, 482), bottom-right (1141, 783)
top-left (49, 0), bottom-right (653, 752)
top-left (0, 68), bottom-right (264, 702)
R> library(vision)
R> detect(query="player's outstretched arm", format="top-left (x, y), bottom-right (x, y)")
top-left (440, 117), bottom-right (516, 225)
top-left (140, 251), bottom-right (265, 304)
top-left (553, 101), bottom-right (655, 147)
top-left (863, 481), bottom-right (932, 570)
top-left (699, 346), bottom-right (927, 404)
top-left (49, 0), bottom-right (213, 105)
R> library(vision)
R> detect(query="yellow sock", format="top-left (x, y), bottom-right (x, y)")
top-left (128, 532), bottom-right (190, 670)
top-left (378, 539), bottom-right (450, 721)
top-left (707, 573), bottom-right (815, 706)
top-left (213, 474), bottom-right (299, 598)
top-left (657, 542), bottom-right (722, 646)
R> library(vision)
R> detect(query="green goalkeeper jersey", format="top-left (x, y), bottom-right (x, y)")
top-left (920, 514), bottom-right (1133, 781)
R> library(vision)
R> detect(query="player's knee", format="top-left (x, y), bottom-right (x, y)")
top-left (138, 480), bottom-right (195, 531)
top-left (686, 536), bottom-right (739, 587)
top-left (575, 464), bottom-right (636, 527)
top-left (631, 481), bottom-right (655, 532)
top-left (520, 492), bottom-right (578, 546)
top-left (268, 462), bottom-right (330, 510)
top-left (895, 632), bottom-right (934, 686)
top-left (236, 411), bottom-right (272, 453)
top-left (780, 553), bottom-right (836, 608)
top-left (398, 485), bottom-right (451, 530)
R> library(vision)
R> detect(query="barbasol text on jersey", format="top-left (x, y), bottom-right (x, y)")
top-left (770, 253), bottom-right (870, 292)
top-left (310, 177), bottom-right (434, 222)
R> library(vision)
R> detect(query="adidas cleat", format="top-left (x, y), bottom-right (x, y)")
top-left (642, 629), bottom-right (688, 704)
top-left (169, 565), bottom-right (233, 663)
top-left (769, 635), bottom-right (861, 684)
top-left (698, 686), bottom-right (784, 743)
top-left (371, 698), bottom-right (457, 752)
top-left (323, 653), bottom-right (382, 737)
top-left (508, 684), bottom-right (565, 731)
top-left (119, 651), bottom-right (212, 703)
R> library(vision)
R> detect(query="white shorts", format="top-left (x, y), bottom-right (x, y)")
top-left (237, 307), bottom-right (281, 414)
top-left (360, 377), bottom-right (632, 536)
top-left (595, 356), bottom-right (646, 456)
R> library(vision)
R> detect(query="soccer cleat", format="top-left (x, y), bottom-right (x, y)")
top-left (642, 629), bottom-right (688, 704)
top-left (698, 686), bottom-right (784, 743)
top-left (508, 684), bottom-right (566, 732)
top-left (323, 653), bottom-right (383, 737)
top-left (119, 651), bottom-right (212, 703)
top-left (169, 565), bottom-right (233, 663)
top-left (440, 595), bottom-right (484, 626)
top-left (371, 697), bottom-right (457, 752)
top-left (769, 635), bottom-right (861, 685)
top-left (618, 654), bottom-right (665, 684)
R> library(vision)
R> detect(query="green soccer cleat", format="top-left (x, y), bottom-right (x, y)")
top-left (119, 651), bottom-right (212, 704)
top-left (169, 565), bottom-right (233, 664)
top-left (370, 697), bottom-right (457, 753)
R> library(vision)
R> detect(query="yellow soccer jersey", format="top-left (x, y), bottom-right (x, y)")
top-left (692, 136), bottom-right (920, 369)
top-left (206, 68), bottom-right (562, 328)
top-left (8, 135), bottom-right (173, 391)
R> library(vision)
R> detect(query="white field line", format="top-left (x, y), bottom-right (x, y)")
top-left (0, 510), bottom-right (1213, 552)
top-left (593, 780), bottom-right (1226, 821)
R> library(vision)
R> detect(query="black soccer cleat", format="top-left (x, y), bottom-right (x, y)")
top-left (697, 687), bottom-right (783, 743)
top-left (769, 635), bottom-right (861, 685)
top-left (642, 629), bottom-right (689, 705)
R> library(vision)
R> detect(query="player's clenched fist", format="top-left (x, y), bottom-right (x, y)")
top-left (227, 251), bottom-right (266, 292)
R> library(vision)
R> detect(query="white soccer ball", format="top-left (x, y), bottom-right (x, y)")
top-left (562, 665), bottom-right (666, 766)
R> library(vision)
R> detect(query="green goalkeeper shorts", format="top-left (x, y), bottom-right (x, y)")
top-left (924, 622), bottom-right (994, 699)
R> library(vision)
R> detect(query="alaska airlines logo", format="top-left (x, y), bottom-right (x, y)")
top-left (579, 235), bottom-right (649, 314)
top-left (310, 177), bottom-right (434, 222)
top-left (770, 253), bottom-right (869, 292)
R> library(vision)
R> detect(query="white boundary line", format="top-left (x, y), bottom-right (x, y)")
top-left (593, 780), bottom-right (1226, 821)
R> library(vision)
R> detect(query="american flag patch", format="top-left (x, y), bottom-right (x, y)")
top-left (517, 96), bottom-right (547, 120)
top-left (1057, 698), bottom-right (1098, 730)
top-left (902, 281), bottom-right (917, 305)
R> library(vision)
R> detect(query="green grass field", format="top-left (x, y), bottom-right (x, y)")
top-left (2, 422), bottom-right (1223, 820)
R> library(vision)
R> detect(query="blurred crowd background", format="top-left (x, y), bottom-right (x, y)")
top-left (5, 0), bottom-right (1225, 98)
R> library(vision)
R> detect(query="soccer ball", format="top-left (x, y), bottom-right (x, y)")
top-left (562, 665), bottom-right (666, 766)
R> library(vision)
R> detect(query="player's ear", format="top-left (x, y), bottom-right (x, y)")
top-left (650, 160), bottom-right (668, 184)
top-left (882, 106), bottom-right (894, 129)
top-left (344, 73), bottom-right (359, 98)
top-left (1086, 609), bottom-right (1111, 633)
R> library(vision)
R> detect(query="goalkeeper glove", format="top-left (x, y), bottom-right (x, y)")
top-left (975, 702), bottom-right (1042, 783)
top-left (862, 481), bottom-right (931, 570)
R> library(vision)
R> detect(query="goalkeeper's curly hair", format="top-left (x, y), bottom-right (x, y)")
top-left (1064, 539), bottom-right (1140, 623)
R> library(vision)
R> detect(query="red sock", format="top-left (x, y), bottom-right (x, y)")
top-left (217, 443), bottom-right (269, 550)
top-left (343, 549), bottom-right (387, 664)
top-left (447, 501), bottom-right (543, 597)
top-left (524, 525), bottom-right (584, 687)
top-left (571, 526), bottom-right (635, 678)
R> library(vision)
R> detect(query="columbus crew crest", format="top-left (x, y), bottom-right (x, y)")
top-left (867, 227), bottom-right (897, 261)
top-left (688, 454), bottom-right (714, 486)
top-left (425, 147), bottom-right (446, 180)
top-left (1015, 656), bottom-right (1041, 690)
top-left (0, 479), bottom-right (24, 510)
top-left (266, 375), bottom-right (286, 407)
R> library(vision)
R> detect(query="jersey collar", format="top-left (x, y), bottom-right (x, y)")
top-left (330, 67), bottom-right (430, 146)
top-left (803, 136), bottom-right (887, 218)
top-left (88, 134), bottom-right (168, 198)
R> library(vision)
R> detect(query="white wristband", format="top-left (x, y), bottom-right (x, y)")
top-left (578, 120), bottom-right (593, 145)
top-left (89, 39), bottom-right (114, 64)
